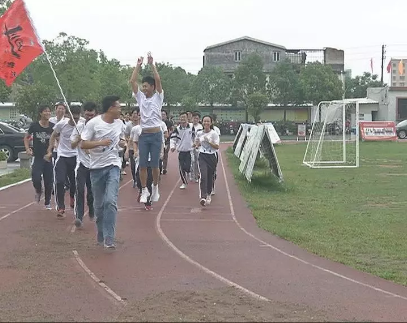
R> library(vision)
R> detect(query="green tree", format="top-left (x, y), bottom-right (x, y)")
top-left (344, 72), bottom-right (383, 98)
top-left (247, 92), bottom-right (269, 123)
top-left (0, 0), bottom-right (12, 15)
top-left (191, 66), bottom-right (230, 110)
top-left (299, 62), bottom-right (343, 105)
top-left (181, 96), bottom-right (198, 112)
top-left (232, 53), bottom-right (267, 121)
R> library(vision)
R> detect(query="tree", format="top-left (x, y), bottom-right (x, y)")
top-left (299, 62), bottom-right (343, 105)
top-left (232, 53), bottom-right (267, 121)
top-left (181, 96), bottom-right (198, 112)
top-left (345, 72), bottom-right (383, 98)
top-left (0, 0), bottom-right (12, 15)
top-left (247, 92), bottom-right (269, 123)
top-left (190, 66), bottom-right (231, 110)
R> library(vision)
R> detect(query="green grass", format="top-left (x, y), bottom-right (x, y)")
top-left (226, 142), bottom-right (407, 286)
top-left (0, 169), bottom-right (30, 188)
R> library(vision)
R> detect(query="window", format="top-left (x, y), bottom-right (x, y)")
top-left (234, 51), bottom-right (241, 62)
top-left (9, 107), bottom-right (18, 119)
top-left (400, 82), bottom-right (405, 87)
top-left (393, 82), bottom-right (397, 86)
top-left (273, 52), bottom-right (280, 62)
top-left (400, 76), bottom-right (405, 80)
top-left (393, 76), bottom-right (396, 80)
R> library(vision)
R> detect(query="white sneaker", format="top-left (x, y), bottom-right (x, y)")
top-left (180, 183), bottom-right (187, 189)
top-left (140, 188), bottom-right (150, 203)
top-left (200, 198), bottom-right (206, 206)
top-left (151, 184), bottom-right (160, 202)
top-left (211, 189), bottom-right (215, 195)
top-left (195, 179), bottom-right (199, 183)
top-left (206, 195), bottom-right (212, 205)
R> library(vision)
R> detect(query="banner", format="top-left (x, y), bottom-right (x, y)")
top-left (0, 0), bottom-right (44, 86)
top-left (359, 121), bottom-right (397, 141)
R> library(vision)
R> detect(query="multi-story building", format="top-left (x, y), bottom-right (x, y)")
top-left (389, 58), bottom-right (406, 87)
top-left (203, 36), bottom-right (344, 76)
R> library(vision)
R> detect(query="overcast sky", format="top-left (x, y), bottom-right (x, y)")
top-left (24, 0), bottom-right (406, 83)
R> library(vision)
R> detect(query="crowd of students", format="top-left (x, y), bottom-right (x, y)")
top-left (23, 53), bottom-right (221, 250)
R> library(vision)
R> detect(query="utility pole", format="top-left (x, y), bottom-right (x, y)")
top-left (381, 45), bottom-right (386, 86)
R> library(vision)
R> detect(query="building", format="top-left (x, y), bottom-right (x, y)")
top-left (203, 36), bottom-right (345, 76)
top-left (367, 86), bottom-right (407, 122)
top-left (389, 58), bottom-right (406, 87)
top-left (0, 102), bottom-right (19, 121)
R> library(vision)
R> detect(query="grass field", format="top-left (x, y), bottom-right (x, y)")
top-left (0, 169), bottom-right (30, 188)
top-left (226, 141), bottom-right (407, 286)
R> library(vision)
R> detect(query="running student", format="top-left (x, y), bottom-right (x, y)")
top-left (46, 105), bottom-right (81, 218)
top-left (190, 112), bottom-right (202, 183)
top-left (24, 105), bottom-right (55, 210)
top-left (170, 112), bottom-right (195, 189)
top-left (71, 102), bottom-right (97, 228)
top-left (81, 96), bottom-right (126, 249)
top-left (195, 115), bottom-right (220, 206)
top-left (130, 52), bottom-right (163, 203)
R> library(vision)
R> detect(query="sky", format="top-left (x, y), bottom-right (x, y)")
top-left (23, 0), bottom-right (407, 84)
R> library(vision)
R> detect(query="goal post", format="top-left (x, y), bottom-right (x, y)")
top-left (303, 99), bottom-right (360, 168)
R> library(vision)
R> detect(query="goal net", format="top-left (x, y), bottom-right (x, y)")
top-left (303, 100), bottom-right (360, 168)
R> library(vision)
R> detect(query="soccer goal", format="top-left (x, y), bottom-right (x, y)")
top-left (303, 99), bottom-right (360, 168)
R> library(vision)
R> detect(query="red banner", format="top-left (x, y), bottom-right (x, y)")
top-left (0, 0), bottom-right (43, 86)
top-left (359, 121), bottom-right (397, 141)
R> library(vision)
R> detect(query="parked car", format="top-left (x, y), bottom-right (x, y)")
top-left (0, 122), bottom-right (26, 162)
top-left (396, 120), bottom-right (407, 139)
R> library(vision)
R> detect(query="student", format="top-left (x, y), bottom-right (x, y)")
top-left (46, 105), bottom-right (81, 218)
top-left (70, 102), bottom-right (97, 228)
top-left (49, 102), bottom-right (67, 164)
top-left (81, 96), bottom-right (126, 249)
top-left (195, 115), bottom-right (220, 206)
top-left (170, 112), bottom-right (195, 189)
top-left (124, 108), bottom-right (140, 187)
top-left (130, 52), bottom-right (164, 203)
top-left (190, 112), bottom-right (203, 183)
top-left (211, 115), bottom-right (221, 195)
top-left (24, 105), bottom-right (55, 210)
top-left (161, 109), bottom-right (173, 175)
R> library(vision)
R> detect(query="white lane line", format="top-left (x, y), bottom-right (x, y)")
top-left (155, 178), bottom-right (270, 302)
top-left (0, 201), bottom-right (36, 222)
top-left (72, 250), bottom-right (126, 305)
top-left (0, 178), bottom-right (31, 191)
top-left (219, 150), bottom-right (407, 301)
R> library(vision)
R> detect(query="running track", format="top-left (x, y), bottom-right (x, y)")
top-left (0, 145), bottom-right (406, 321)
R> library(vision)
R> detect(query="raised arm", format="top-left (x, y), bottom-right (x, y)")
top-left (148, 52), bottom-right (162, 94)
top-left (129, 57), bottom-right (144, 94)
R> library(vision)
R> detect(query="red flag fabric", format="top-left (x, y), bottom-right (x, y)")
top-left (386, 60), bottom-right (392, 73)
top-left (0, 0), bottom-right (43, 86)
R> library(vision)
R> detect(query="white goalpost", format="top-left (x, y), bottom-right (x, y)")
top-left (303, 99), bottom-right (360, 168)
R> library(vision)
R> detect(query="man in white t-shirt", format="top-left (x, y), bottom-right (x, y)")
top-left (70, 102), bottom-right (97, 228)
top-left (130, 52), bottom-right (163, 204)
top-left (81, 96), bottom-right (126, 249)
top-left (46, 105), bottom-right (81, 218)
top-left (190, 112), bottom-right (203, 182)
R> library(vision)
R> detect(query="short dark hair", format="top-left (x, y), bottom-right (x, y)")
top-left (131, 108), bottom-right (140, 114)
top-left (141, 76), bottom-right (155, 88)
top-left (179, 111), bottom-right (188, 117)
top-left (162, 109), bottom-right (168, 116)
top-left (55, 101), bottom-right (66, 108)
top-left (185, 110), bottom-right (192, 114)
top-left (102, 96), bottom-right (120, 113)
top-left (82, 101), bottom-right (97, 112)
top-left (38, 105), bottom-right (50, 115)
top-left (192, 112), bottom-right (200, 118)
top-left (70, 105), bottom-right (82, 115)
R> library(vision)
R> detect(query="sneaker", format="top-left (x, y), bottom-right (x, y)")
top-left (121, 170), bottom-right (127, 175)
top-left (211, 189), bottom-right (216, 196)
top-left (206, 195), bottom-right (212, 205)
top-left (35, 191), bottom-right (41, 203)
top-left (70, 197), bottom-right (75, 208)
top-left (145, 204), bottom-right (152, 211)
top-left (74, 218), bottom-right (83, 228)
top-left (57, 208), bottom-right (65, 219)
top-left (89, 215), bottom-right (95, 222)
top-left (151, 184), bottom-right (160, 202)
top-left (104, 237), bottom-right (116, 249)
top-left (200, 198), bottom-right (206, 207)
top-left (180, 183), bottom-right (187, 189)
top-left (45, 204), bottom-right (52, 210)
top-left (195, 179), bottom-right (199, 183)
top-left (140, 188), bottom-right (150, 203)
top-left (162, 169), bottom-right (167, 175)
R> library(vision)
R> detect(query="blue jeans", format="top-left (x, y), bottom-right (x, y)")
top-left (90, 165), bottom-right (120, 244)
top-left (138, 131), bottom-right (162, 168)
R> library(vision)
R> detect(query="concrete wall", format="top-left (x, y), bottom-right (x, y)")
top-left (367, 87), bottom-right (407, 122)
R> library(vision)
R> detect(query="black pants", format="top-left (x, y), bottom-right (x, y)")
top-left (128, 149), bottom-right (136, 182)
top-left (162, 142), bottom-right (170, 172)
top-left (136, 165), bottom-right (153, 206)
top-left (53, 151), bottom-right (70, 190)
top-left (31, 156), bottom-right (53, 205)
top-left (198, 153), bottom-right (217, 199)
top-left (213, 152), bottom-right (219, 191)
top-left (75, 163), bottom-right (94, 220)
top-left (178, 151), bottom-right (191, 184)
top-left (54, 156), bottom-right (76, 210)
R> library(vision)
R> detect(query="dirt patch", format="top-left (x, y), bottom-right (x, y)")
top-left (117, 287), bottom-right (333, 322)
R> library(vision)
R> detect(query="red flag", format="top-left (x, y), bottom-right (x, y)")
top-left (386, 60), bottom-right (391, 73)
top-left (0, 0), bottom-right (43, 86)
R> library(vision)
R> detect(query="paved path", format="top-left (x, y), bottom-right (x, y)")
top-left (0, 145), bottom-right (406, 321)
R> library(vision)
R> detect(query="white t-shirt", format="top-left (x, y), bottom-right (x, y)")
top-left (195, 129), bottom-right (220, 154)
top-left (70, 121), bottom-right (90, 168)
top-left (81, 115), bottom-right (126, 169)
top-left (53, 119), bottom-right (78, 158)
top-left (49, 116), bottom-right (68, 152)
top-left (161, 121), bottom-right (167, 144)
top-left (214, 125), bottom-right (221, 136)
top-left (132, 89), bottom-right (164, 129)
